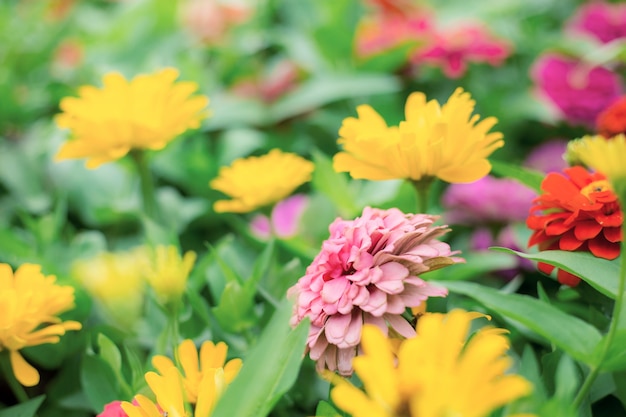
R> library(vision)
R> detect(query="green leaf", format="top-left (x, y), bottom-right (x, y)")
top-left (493, 248), bottom-right (620, 299)
top-left (212, 300), bottom-right (310, 417)
top-left (597, 330), bottom-right (626, 372)
top-left (245, 239), bottom-right (276, 298)
top-left (554, 354), bottom-right (580, 400)
top-left (315, 400), bottom-right (342, 417)
top-left (421, 251), bottom-right (518, 281)
top-left (311, 150), bottom-right (359, 217)
top-left (80, 354), bottom-right (121, 413)
top-left (0, 395), bottom-right (45, 417)
top-left (490, 159), bottom-right (544, 192)
top-left (440, 281), bottom-right (603, 365)
top-left (212, 281), bottom-right (257, 333)
top-left (97, 334), bottom-right (132, 398)
top-left (269, 74), bottom-right (401, 123)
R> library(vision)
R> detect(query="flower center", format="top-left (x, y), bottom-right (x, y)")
top-left (580, 180), bottom-right (612, 200)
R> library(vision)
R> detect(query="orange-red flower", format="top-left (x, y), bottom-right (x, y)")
top-left (527, 166), bottom-right (622, 286)
top-left (596, 96), bottom-right (626, 138)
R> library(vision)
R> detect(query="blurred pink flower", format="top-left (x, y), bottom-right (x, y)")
top-left (288, 207), bottom-right (460, 375)
top-left (531, 53), bottom-right (623, 126)
top-left (355, 9), bottom-right (433, 58)
top-left (250, 194), bottom-right (308, 239)
top-left (97, 401), bottom-right (127, 417)
top-left (442, 176), bottom-right (536, 225)
top-left (412, 23), bottom-right (511, 78)
top-left (180, 0), bottom-right (251, 45)
top-left (231, 60), bottom-right (300, 103)
top-left (523, 139), bottom-right (569, 174)
top-left (567, 1), bottom-right (626, 44)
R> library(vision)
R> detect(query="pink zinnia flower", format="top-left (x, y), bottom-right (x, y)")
top-left (180, 0), bottom-right (251, 45)
top-left (231, 60), bottom-right (300, 104)
top-left (567, 1), bottom-right (626, 44)
top-left (531, 53), bottom-right (623, 127)
top-left (288, 207), bottom-right (461, 375)
top-left (412, 23), bottom-right (511, 78)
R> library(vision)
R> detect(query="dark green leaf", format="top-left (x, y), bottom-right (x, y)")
top-left (0, 395), bottom-right (45, 417)
top-left (490, 159), bottom-right (544, 192)
top-left (315, 400), bottom-right (342, 417)
top-left (80, 354), bottom-right (121, 413)
top-left (212, 300), bottom-right (310, 417)
top-left (440, 281), bottom-right (603, 365)
top-left (493, 248), bottom-right (620, 299)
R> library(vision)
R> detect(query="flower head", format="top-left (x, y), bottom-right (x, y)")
top-left (55, 68), bottom-right (209, 168)
top-left (288, 207), bottom-right (462, 375)
top-left (566, 1), bottom-right (626, 44)
top-left (142, 245), bottom-right (197, 305)
top-left (123, 339), bottom-right (241, 417)
top-left (333, 88), bottom-right (503, 184)
top-left (527, 166), bottom-right (622, 286)
top-left (413, 24), bottom-right (511, 78)
top-left (531, 53), bottom-right (623, 127)
top-left (331, 310), bottom-right (533, 417)
top-left (97, 401), bottom-right (128, 417)
top-left (72, 247), bottom-right (148, 328)
top-left (210, 149), bottom-right (315, 213)
top-left (0, 263), bottom-right (82, 386)
top-left (596, 96), bottom-right (626, 138)
top-left (152, 339), bottom-right (242, 405)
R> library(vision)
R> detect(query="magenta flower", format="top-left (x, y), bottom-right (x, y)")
top-left (531, 53), bottom-right (623, 127)
top-left (288, 207), bottom-right (461, 375)
top-left (442, 176), bottom-right (536, 225)
top-left (412, 23), bottom-right (511, 78)
top-left (566, 1), bottom-right (626, 44)
top-left (250, 194), bottom-right (308, 239)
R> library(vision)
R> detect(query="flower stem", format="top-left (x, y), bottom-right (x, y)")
top-left (0, 351), bottom-right (29, 403)
top-left (410, 178), bottom-right (434, 213)
top-left (131, 150), bottom-right (160, 221)
top-left (573, 245), bottom-right (626, 407)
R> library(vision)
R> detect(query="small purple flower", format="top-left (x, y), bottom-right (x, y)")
top-left (531, 53), bottom-right (623, 127)
top-left (250, 194), bottom-right (308, 239)
top-left (523, 139), bottom-right (569, 174)
top-left (566, 1), bottom-right (626, 44)
top-left (442, 175), bottom-right (536, 225)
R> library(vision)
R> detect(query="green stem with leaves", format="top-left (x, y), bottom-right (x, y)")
top-left (131, 150), bottom-right (160, 221)
top-left (573, 242), bottom-right (626, 407)
top-left (410, 177), bottom-right (434, 213)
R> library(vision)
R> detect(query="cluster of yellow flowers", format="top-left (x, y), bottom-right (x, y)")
top-left (73, 244), bottom-right (196, 326)
top-left (330, 310), bottom-right (534, 417)
top-left (122, 339), bottom-right (242, 417)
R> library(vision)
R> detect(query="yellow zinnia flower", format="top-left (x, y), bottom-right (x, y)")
top-left (0, 263), bottom-right (82, 386)
top-left (331, 310), bottom-right (533, 417)
top-left (566, 134), bottom-right (626, 198)
top-left (55, 67), bottom-right (209, 168)
top-left (123, 339), bottom-right (242, 417)
top-left (71, 247), bottom-right (148, 328)
top-left (210, 148), bottom-right (315, 213)
top-left (142, 245), bottom-right (197, 305)
top-left (333, 88), bottom-right (504, 184)
top-left (152, 339), bottom-right (242, 406)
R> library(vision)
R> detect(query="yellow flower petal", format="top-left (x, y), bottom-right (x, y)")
top-left (10, 350), bottom-right (40, 387)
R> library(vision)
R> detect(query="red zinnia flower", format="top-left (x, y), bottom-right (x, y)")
top-left (597, 96), bottom-right (626, 138)
top-left (527, 166), bottom-right (623, 286)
